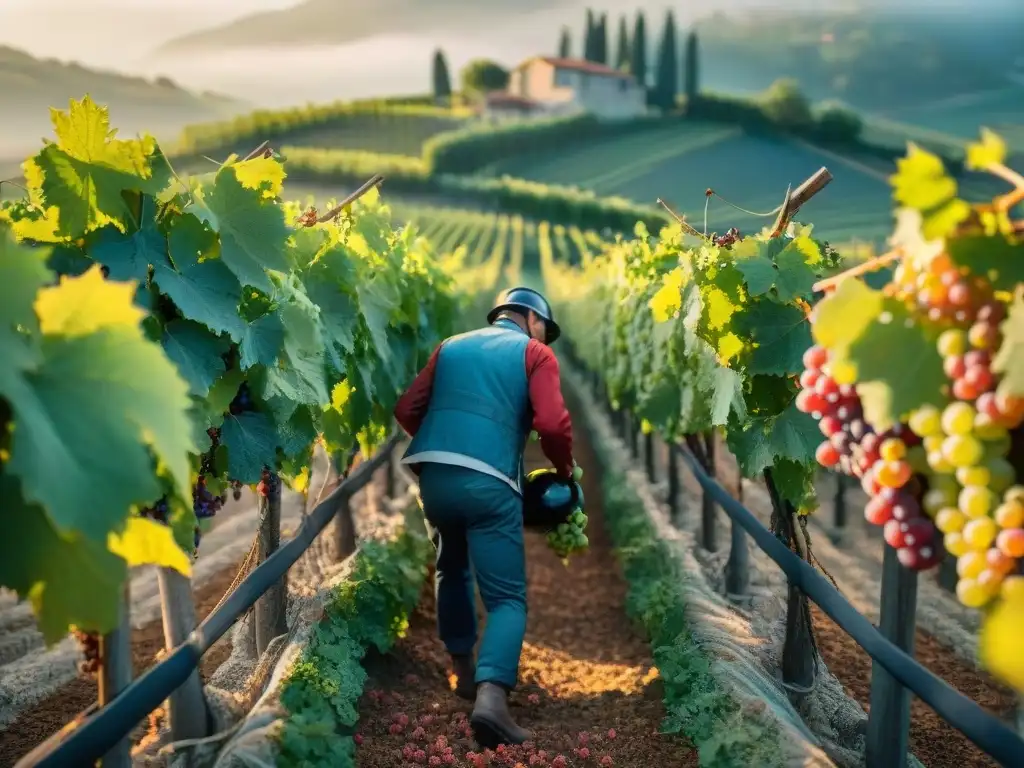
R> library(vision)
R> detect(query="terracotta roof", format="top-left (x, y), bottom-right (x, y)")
top-left (485, 93), bottom-right (540, 109)
top-left (518, 56), bottom-right (634, 80)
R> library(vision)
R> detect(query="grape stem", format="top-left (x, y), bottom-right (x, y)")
top-left (812, 247), bottom-right (904, 293)
top-left (315, 174), bottom-right (385, 224)
top-left (770, 167), bottom-right (834, 237)
top-left (984, 162), bottom-right (1024, 212)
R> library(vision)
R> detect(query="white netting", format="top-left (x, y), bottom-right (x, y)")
top-left (570, 369), bottom-right (926, 768)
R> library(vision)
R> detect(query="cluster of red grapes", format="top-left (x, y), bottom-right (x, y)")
top-left (71, 628), bottom-right (100, 677)
top-left (796, 344), bottom-right (941, 570)
top-left (712, 227), bottom-right (741, 248)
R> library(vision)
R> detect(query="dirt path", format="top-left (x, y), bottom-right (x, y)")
top-left (0, 560), bottom-right (244, 767)
top-left (811, 605), bottom-right (1016, 768)
top-left (353, 420), bottom-right (697, 767)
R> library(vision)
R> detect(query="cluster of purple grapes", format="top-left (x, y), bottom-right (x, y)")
top-left (71, 628), bottom-right (100, 677)
top-left (140, 497), bottom-right (169, 524)
top-left (257, 466), bottom-right (280, 498)
top-left (229, 383), bottom-right (255, 415)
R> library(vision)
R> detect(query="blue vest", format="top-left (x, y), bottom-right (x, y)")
top-left (403, 318), bottom-right (532, 492)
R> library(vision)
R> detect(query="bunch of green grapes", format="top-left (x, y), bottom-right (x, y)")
top-left (546, 506), bottom-right (589, 558)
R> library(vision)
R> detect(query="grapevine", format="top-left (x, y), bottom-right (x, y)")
top-left (0, 96), bottom-right (463, 645)
top-left (803, 130), bottom-right (1024, 691)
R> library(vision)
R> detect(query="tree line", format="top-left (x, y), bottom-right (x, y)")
top-left (429, 8), bottom-right (700, 111)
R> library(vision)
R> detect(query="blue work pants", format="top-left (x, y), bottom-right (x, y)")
top-left (417, 463), bottom-right (527, 690)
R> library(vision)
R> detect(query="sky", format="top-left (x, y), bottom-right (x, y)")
top-left (0, 0), bottom-right (295, 64)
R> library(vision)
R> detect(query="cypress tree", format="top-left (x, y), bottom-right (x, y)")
top-left (684, 31), bottom-right (700, 102)
top-left (654, 10), bottom-right (678, 110)
top-left (615, 15), bottom-right (630, 70)
top-left (558, 27), bottom-right (571, 58)
top-left (584, 9), bottom-right (596, 61)
top-left (431, 49), bottom-right (452, 104)
top-left (596, 13), bottom-right (608, 64)
top-left (630, 11), bottom-right (648, 87)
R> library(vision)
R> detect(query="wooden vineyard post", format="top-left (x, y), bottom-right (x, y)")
top-left (937, 552), bottom-right (958, 593)
top-left (866, 544), bottom-right (918, 768)
top-left (336, 495), bottom-right (357, 559)
top-left (724, 440), bottom-right (749, 597)
top-left (157, 567), bottom-right (208, 741)
top-left (644, 431), bottom-right (656, 482)
top-left (833, 473), bottom-right (847, 531)
top-left (384, 450), bottom-right (396, 499)
top-left (628, 411), bottom-right (640, 459)
top-left (701, 433), bottom-right (718, 552)
top-left (667, 442), bottom-right (681, 523)
top-left (255, 471), bottom-right (289, 655)
top-left (98, 584), bottom-right (132, 767)
top-left (764, 469), bottom-right (817, 700)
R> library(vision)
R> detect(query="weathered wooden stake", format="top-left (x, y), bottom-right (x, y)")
top-left (157, 567), bottom-right (208, 741)
top-left (724, 447), bottom-right (749, 596)
top-left (833, 472), bottom-right (847, 529)
top-left (865, 544), bottom-right (917, 768)
top-left (937, 551), bottom-right (958, 593)
top-left (644, 431), bottom-right (656, 482)
top-left (255, 472), bottom-right (288, 655)
top-left (98, 585), bottom-right (132, 768)
top-left (701, 433), bottom-right (717, 552)
top-left (628, 412), bottom-right (640, 458)
top-left (667, 444), bottom-right (680, 523)
top-left (337, 495), bottom-right (357, 558)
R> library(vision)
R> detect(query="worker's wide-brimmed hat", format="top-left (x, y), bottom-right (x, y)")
top-left (487, 286), bottom-right (561, 343)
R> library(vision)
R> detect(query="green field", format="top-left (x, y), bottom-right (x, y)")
top-left (866, 87), bottom-right (1024, 153)
top-left (282, 113), bottom-right (466, 155)
top-left (489, 123), bottom-right (899, 245)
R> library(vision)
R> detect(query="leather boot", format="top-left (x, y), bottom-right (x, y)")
top-left (450, 654), bottom-right (476, 701)
top-left (470, 682), bottom-right (532, 748)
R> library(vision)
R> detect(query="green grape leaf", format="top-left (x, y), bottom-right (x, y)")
top-left (31, 97), bottom-right (171, 237)
top-left (773, 243), bottom-right (819, 302)
top-left (733, 250), bottom-right (776, 297)
top-left (189, 168), bottom-right (291, 292)
top-left (966, 129), bottom-right (1007, 171)
top-left (946, 234), bottom-right (1024, 296)
top-left (90, 196), bottom-right (165, 283)
top-left (154, 213), bottom-right (245, 341)
top-left (220, 411), bottom-right (278, 483)
top-left (993, 290), bottom-right (1024, 400)
top-left (734, 239), bottom-right (817, 303)
top-left (890, 144), bottom-right (970, 240)
top-left (738, 301), bottom-right (812, 376)
top-left (847, 301), bottom-right (945, 429)
top-left (4, 267), bottom-right (196, 539)
top-left (891, 144), bottom-right (958, 212)
top-left (278, 405), bottom-right (319, 458)
top-left (811, 277), bottom-right (884, 354)
top-left (0, 476), bottom-right (127, 643)
top-left (240, 311), bottom-right (286, 370)
top-left (769, 458), bottom-right (817, 514)
top-left (0, 229), bottom-right (50, 381)
top-left (357, 279), bottom-right (398, 364)
top-left (161, 319), bottom-right (229, 397)
top-left (728, 400), bottom-right (820, 477)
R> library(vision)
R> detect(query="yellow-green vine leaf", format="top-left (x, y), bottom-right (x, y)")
top-left (108, 516), bottom-right (193, 575)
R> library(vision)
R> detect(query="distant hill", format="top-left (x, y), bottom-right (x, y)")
top-left (695, 9), bottom-right (1024, 110)
top-left (155, 0), bottom-right (571, 53)
top-left (0, 45), bottom-right (247, 157)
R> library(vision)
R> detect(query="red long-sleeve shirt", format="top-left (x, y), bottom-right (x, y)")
top-left (394, 339), bottom-right (574, 476)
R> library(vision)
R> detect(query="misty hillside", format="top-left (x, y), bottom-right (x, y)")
top-left (0, 45), bottom-right (247, 156)
top-left (156, 0), bottom-right (571, 53)
top-left (695, 9), bottom-right (1024, 109)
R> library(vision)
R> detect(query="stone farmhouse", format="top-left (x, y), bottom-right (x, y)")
top-left (482, 56), bottom-right (648, 122)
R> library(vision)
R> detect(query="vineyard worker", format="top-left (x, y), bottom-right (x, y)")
top-left (394, 286), bottom-right (575, 747)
